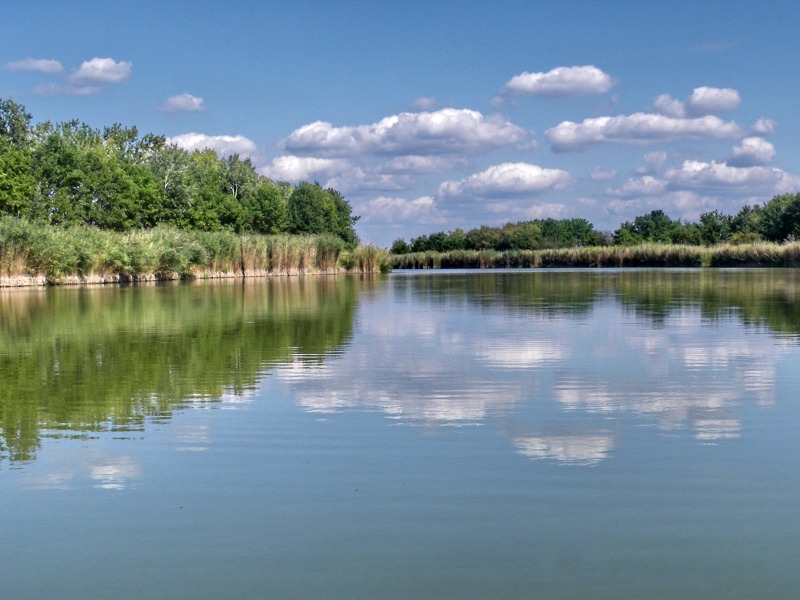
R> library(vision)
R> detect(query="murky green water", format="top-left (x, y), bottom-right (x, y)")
top-left (2, 270), bottom-right (800, 599)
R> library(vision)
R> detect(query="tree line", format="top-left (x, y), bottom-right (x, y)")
top-left (392, 198), bottom-right (800, 254)
top-left (0, 98), bottom-right (359, 244)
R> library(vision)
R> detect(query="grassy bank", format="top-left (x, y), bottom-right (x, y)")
top-left (0, 217), bottom-right (389, 285)
top-left (390, 242), bottom-right (800, 270)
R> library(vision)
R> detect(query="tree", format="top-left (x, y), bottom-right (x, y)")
top-left (698, 211), bottom-right (733, 245)
top-left (614, 210), bottom-right (678, 244)
top-left (0, 98), bottom-right (32, 147)
top-left (0, 139), bottom-right (35, 217)
top-left (756, 193), bottom-right (800, 242)
top-left (246, 180), bottom-right (289, 234)
top-left (390, 238), bottom-right (410, 254)
top-left (287, 182), bottom-right (359, 244)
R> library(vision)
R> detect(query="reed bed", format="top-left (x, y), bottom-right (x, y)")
top-left (0, 217), bottom-right (378, 286)
top-left (390, 243), bottom-right (800, 270)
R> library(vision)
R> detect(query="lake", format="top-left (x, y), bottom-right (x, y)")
top-left (2, 269), bottom-right (800, 599)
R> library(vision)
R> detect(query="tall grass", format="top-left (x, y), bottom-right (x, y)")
top-left (0, 216), bottom-right (372, 285)
top-left (390, 243), bottom-right (800, 270)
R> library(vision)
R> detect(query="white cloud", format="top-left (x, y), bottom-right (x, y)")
top-left (500, 65), bottom-right (616, 97)
top-left (260, 155), bottom-right (349, 181)
top-left (162, 93), bottom-right (205, 113)
top-left (604, 190), bottom-right (720, 222)
top-left (687, 86), bottom-right (740, 115)
top-left (167, 132), bottom-right (258, 158)
top-left (653, 86), bottom-right (740, 118)
top-left (70, 57), bottom-right (132, 84)
top-left (282, 108), bottom-right (528, 157)
top-left (385, 155), bottom-right (468, 173)
top-left (325, 167), bottom-right (410, 193)
top-left (522, 203), bottom-right (569, 219)
top-left (359, 195), bottom-right (438, 223)
top-left (653, 93), bottom-right (686, 118)
top-left (438, 162), bottom-right (571, 199)
top-left (752, 118), bottom-right (777, 135)
top-left (5, 58), bottom-right (62, 74)
top-left (728, 137), bottom-right (775, 167)
top-left (546, 113), bottom-right (742, 152)
top-left (606, 175), bottom-right (669, 197)
top-left (636, 151), bottom-right (669, 174)
top-left (664, 160), bottom-right (800, 193)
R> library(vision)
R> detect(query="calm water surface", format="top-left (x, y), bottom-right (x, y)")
top-left (1, 270), bottom-right (800, 599)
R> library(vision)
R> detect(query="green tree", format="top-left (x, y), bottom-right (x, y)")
top-left (390, 238), bottom-right (410, 254)
top-left (614, 210), bottom-right (678, 244)
top-left (246, 180), bottom-right (289, 234)
top-left (698, 211), bottom-right (733, 245)
top-left (0, 139), bottom-right (35, 217)
top-left (0, 98), bottom-right (32, 147)
top-left (287, 182), bottom-right (359, 244)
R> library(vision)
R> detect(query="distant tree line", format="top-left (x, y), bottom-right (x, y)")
top-left (0, 98), bottom-right (359, 244)
top-left (392, 198), bottom-right (800, 254)
top-left (391, 218), bottom-right (605, 254)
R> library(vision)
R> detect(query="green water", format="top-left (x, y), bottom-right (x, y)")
top-left (1, 270), bottom-right (799, 599)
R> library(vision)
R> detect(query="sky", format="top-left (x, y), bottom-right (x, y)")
top-left (3, 0), bottom-right (800, 245)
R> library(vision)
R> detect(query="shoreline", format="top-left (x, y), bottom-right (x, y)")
top-left (0, 266), bottom-right (359, 288)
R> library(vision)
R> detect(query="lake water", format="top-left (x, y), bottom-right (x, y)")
top-left (2, 269), bottom-right (800, 599)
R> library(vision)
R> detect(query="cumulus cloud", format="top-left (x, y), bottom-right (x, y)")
top-left (438, 162), bottom-right (571, 199)
top-left (500, 65), bottom-right (616, 98)
top-left (5, 58), bottom-right (62, 74)
top-left (653, 86), bottom-right (740, 118)
top-left (752, 118), bottom-right (777, 135)
top-left (167, 132), bottom-right (258, 158)
top-left (606, 175), bottom-right (669, 197)
top-left (664, 160), bottom-right (800, 193)
top-left (546, 113), bottom-right (742, 152)
top-left (653, 94), bottom-right (686, 118)
top-left (162, 93), bottom-right (205, 113)
top-left (728, 137), bottom-right (776, 167)
top-left (70, 57), bottom-right (132, 84)
top-left (282, 108), bottom-right (528, 157)
top-left (260, 155), bottom-right (349, 181)
top-left (687, 86), bottom-right (740, 115)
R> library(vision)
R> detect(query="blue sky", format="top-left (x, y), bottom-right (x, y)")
top-left (3, 0), bottom-right (800, 245)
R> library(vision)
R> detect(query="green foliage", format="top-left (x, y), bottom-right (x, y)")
top-left (0, 278), bottom-right (360, 464)
top-left (0, 98), bottom-right (360, 244)
top-left (0, 216), bottom-right (359, 281)
top-left (398, 219), bottom-right (605, 255)
top-left (287, 182), bottom-right (359, 245)
top-left (389, 242), bottom-right (800, 270)
top-left (390, 238), bottom-right (411, 254)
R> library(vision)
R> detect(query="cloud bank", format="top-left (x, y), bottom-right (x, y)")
top-left (282, 108), bottom-right (529, 157)
top-left (546, 113), bottom-right (742, 152)
top-left (439, 163), bottom-right (571, 199)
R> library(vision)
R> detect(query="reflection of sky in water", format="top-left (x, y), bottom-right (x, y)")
top-left (23, 451), bottom-right (142, 491)
top-left (276, 289), bottom-right (791, 464)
